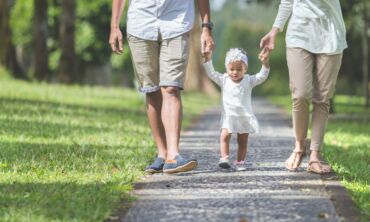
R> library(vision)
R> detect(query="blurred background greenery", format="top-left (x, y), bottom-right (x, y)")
top-left (0, 0), bottom-right (369, 105)
top-left (0, 0), bottom-right (369, 220)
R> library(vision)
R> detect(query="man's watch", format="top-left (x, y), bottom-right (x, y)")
top-left (201, 21), bottom-right (213, 30)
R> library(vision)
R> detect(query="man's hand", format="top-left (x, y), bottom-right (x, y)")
top-left (109, 26), bottom-right (124, 54)
top-left (260, 27), bottom-right (279, 51)
top-left (201, 28), bottom-right (215, 60)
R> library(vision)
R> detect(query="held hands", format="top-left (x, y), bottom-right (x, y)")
top-left (258, 47), bottom-right (270, 68)
top-left (259, 27), bottom-right (279, 51)
top-left (109, 26), bottom-right (124, 54)
top-left (203, 50), bottom-right (213, 63)
top-left (201, 28), bottom-right (215, 62)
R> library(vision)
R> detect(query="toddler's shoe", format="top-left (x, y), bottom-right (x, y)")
top-left (218, 156), bottom-right (231, 169)
top-left (234, 160), bottom-right (247, 171)
top-left (163, 155), bottom-right (198, 174)
top-left (145, 157), bottom-right (165, 174)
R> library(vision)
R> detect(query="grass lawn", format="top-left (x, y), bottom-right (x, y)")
top-left (0, 76), bottom-right (217, 221)
top-left (268, 95), bottom-right (370, 219)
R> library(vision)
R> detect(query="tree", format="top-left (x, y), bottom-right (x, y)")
top-left (33, 0), bottom-right (49, 81)
top-left (361, 0), bottom-right (369, 107)
top-left (58, 0), bottom-right (77, 84)
top-left (0, 0), bottom-right (27, 79)
top-left (185, 3), bottom-right (217, 95)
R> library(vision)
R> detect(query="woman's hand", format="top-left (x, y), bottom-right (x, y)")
top-left (259, 47), bottom-right (270, 69)
top-left (260, 27), bottom-right (279, 51)
top-left (109, 26), bottom-right (124, 54)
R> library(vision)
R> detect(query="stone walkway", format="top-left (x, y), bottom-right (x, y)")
top-left (122, 98), bottom-right (357, 222)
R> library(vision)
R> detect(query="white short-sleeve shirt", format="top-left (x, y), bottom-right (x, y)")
top-left (127, 0), bottom-right (195, 41)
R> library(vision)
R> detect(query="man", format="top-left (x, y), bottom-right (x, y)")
top-left (109, 0), bottom-right (214, 173)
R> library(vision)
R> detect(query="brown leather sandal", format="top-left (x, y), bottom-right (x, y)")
top-left (307, 160), bottom-right (331, 174)
top-left (285, 150), bottom-right (305, 171)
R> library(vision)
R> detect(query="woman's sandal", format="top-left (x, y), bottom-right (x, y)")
top-left (307, 160), bottom-right (331, 174)
top-left (285, 149), bottom-right (305, 171)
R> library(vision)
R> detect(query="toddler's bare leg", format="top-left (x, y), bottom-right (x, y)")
top-left (236, 133), bottom-right (249, 162)
top-left (220, 128), bottom-right (231, 158)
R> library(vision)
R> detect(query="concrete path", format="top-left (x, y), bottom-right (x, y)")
top-left (122, 98), bottom-right (358, 222)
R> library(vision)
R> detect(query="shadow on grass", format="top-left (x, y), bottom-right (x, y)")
top-left (0, 97), bottom-right (145, 120)
top-left (0, 140), bottom-right (154, 173)
top-left (0, 118), bottom-right (112, 139)
top-left (0, 181), bottom-right (126, 221)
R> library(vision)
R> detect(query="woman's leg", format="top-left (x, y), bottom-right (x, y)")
top-left (309, 53), bottom-right (343, 172)
top-left (220, 128), bottom-right (231, 158)
top-left (285, 48), bottom-right (315, 169)
top-left (236, 133), bottom-right (249, 162)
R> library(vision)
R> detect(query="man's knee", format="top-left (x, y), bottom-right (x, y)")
top-left (161, 86), bottom-right (180, 95)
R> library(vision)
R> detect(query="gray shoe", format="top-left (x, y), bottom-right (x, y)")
top-left (145, 157), bottom-right (165, 174)
top-left (163, 155), bottom-right (198, 174)
top-left (218, 158), bottom-right (231, 169)
top-left (234, 160), bottom-right (246, 171)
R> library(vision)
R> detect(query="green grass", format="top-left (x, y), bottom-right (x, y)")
top-left (269, 95), bottom-right (370, 219)
top-left (0, 78), bottom-right (217, 222)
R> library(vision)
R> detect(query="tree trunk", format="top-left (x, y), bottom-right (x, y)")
top-left (0, 0), bottom-right (27, 79)
top-left (185, 1), bottom-right (217, 95)
top-left (33, 0), bottom-right (49, 81)
top-left (362, 0), bottom-right (369, 107)
top-left (58, 0), bottom-right (77, 84)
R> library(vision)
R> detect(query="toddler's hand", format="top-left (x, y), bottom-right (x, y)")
top-left (203, 50), bottom-right (213, 63)
top-left (259, 47), bottom-right (270, 68)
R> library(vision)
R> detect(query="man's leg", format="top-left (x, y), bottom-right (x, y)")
top-left (159, 33), bottom-right (197, 173)
top-left (146, 90), bottom-right (167, 159)
top-left (160, 86), bottom-right (181, 160)
top-left (127, 34), bottom-right (166, 173)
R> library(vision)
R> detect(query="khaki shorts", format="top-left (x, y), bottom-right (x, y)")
top-left (127, 33), bottom-right (190, 93)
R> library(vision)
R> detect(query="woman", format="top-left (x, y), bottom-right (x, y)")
top-left (260, 0), bottom-right (347, 174)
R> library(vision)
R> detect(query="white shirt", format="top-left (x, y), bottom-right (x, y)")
top-left (126, 0), bottom-right (195, 41)
top-left (273, 0), bottom-right (347, 54)
top-left (203, 61), bottom-right (270, 133)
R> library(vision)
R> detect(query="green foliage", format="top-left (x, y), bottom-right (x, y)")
top-left (9, 0), bottom-right (134, 85)
top-left (10, 0), bottom-right (33, 46)
top-left (212, 1), bottom-right (289, 95)
top-left (0, 66), bottom-right (12, 80)
top-left (0, 78), bottom-right (216, 221)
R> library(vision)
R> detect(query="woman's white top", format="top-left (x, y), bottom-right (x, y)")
top-left (273, 0), bottom-right (347, 54)
top-left (127, 0), bottom-right (195, 40)
top-left (203, 61), bottom-right (270, 133)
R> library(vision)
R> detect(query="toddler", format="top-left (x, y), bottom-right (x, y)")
top-left (203, 48), bottom-right (270, 171)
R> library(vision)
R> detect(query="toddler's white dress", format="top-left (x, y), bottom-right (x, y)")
top-left (203, 61), bottom-right (270, 133)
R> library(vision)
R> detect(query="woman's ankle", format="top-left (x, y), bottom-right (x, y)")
top-left (294, 140), bottom-right (305, 151)
top-left (309, 150), bottom-right (320, 160)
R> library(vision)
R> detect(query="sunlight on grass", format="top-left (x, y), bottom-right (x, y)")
top-left (0, 78), bottom-right (217, 221)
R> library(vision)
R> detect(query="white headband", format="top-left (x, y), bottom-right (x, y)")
top-left (225, 48), bottom-right (248, 68)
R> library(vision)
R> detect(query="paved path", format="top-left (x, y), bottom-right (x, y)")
top-left (122, 98), bottom-right (356, 222)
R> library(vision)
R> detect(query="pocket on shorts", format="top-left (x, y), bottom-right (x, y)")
top-left (169, 33), bottom-right (190, 60)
